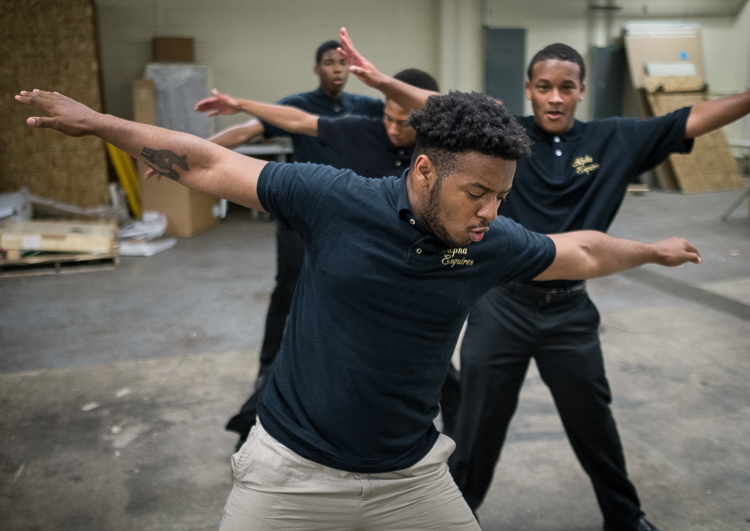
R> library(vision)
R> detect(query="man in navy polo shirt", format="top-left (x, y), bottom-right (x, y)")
top-left (197, 68), bottom-right (464, 434)
top-left (338, 29), bottom-right (750, 531)
top-left (203, 40), bottom-right (384, 450)
top-left (17, 87), bottom-right (702, 530)
top-left (197, 68), bottom-right (437, 179)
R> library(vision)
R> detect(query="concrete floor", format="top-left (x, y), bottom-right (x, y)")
top-left (1, 187), bottom-right (749, 531)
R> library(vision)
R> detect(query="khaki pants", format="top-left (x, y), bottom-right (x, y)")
top-left (220, 421), bottom-right (481, 530)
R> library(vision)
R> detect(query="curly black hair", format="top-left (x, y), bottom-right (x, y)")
top-left (527, 43), bottom-right (586, 82)
top-left (409, 91), bottom-right (530, 178)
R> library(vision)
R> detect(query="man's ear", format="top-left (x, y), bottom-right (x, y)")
top-left (579, 82), bottom-right (586, 101)
top-left (525, 80), bottom-right (532, 101)
top-left (313, 64), bottom-right (320, 77)
top-left (413, 154), bottom-right (436, 188)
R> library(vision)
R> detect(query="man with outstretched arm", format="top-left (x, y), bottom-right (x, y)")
top-left (196, 68), bottom-right (436, 181)
top-left (195, 68), bottom-right (471, 434)
top-left (337, 27), bottom-right (750, 531)
top-left (17, 88), bottom-right (701, 530)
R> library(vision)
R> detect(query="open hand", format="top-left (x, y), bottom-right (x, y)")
top-left (338, 27), bottom-right (383, 89)
top-left (15, 89), bottom-right (96, 137)
top-left (194, 89), bottom-right (240, 117)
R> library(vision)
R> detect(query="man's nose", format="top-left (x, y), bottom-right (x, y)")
top-left (478, 200), bottom-right (499, 223)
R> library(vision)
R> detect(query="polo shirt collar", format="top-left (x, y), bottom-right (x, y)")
top-left (526, 117), bottom-right (584, 142)
top-left (312, 86), bottom-right (342, 105)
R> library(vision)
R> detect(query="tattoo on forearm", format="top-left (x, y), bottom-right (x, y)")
top-left (141, 147), bottom-right (189, 181)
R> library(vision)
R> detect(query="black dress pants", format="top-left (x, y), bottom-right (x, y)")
top-left (448, 285), bottom-right (643, 529)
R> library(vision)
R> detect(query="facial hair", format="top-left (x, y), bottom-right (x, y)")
top-left (420, 176), bottom-right (463, 248)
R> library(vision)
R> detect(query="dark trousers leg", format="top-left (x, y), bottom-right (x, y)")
top-left (535, 296), bottom-right (642, 529)
top-left (440, 363), bottom-right (461, 436)
top-left (448, 288), bottom-right (535, 511)
top-left (225, 223), bottom-right (304, 444)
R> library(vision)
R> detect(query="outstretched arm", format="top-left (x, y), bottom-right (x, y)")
top-left (535, 231), bottom-right (701, 281)
top-left (338, 27), bottom-right (437, 111)
top-left (685, 90), bottom-right (750, 139)
top-left (195, 89), bottom-right (319, 137)
top-left (208, 118), bottom-right (264, 149)
top-left (16, 89), bottom-right (267, 211)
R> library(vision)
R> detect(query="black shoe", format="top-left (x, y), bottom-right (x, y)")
top-left (604, 517), bottom-right (660, 531)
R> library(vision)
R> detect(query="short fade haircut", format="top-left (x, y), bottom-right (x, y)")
top-left (316, 40), bottom-right (341, 65)
top-left (393, 68), bottom-right (440, 92)
top-left (527, 43), bottom-right (586, 82)
top-left (409, 91), bottom-right (531, 178)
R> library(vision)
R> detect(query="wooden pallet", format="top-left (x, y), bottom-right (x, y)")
top-left (0, 219), bottom-right (118, 255)
top-left (0, 251), bottom-right (119, 278)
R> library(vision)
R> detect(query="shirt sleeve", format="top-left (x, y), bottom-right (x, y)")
top-left (257, 161), bottom-right (342, 238)
top-left (615, 106), bottom-right (694, 174)
top-left (351, 96), bottom-right (385, 119)
top-left (491, 218), bottom-right (557, 284)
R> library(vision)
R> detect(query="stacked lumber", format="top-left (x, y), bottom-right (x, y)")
top-left (0, 219), bottom-right (119, 277)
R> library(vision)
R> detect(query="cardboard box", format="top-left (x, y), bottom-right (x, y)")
top-left (133, 79), bottom-right (219, 237)
top-left (624, 23), bottom-right (706, 89)
top-left (152, 37), bottom-right (195, 63)
top-left (138, 176), bottom-right (219, 238)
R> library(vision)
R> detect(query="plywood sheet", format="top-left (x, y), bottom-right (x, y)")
top-left (0, 0), bottom-right (109, 207)
top-left (643, 89), bottom-right (744, 194)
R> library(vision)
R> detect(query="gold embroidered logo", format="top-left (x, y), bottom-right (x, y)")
top-left (442, 247), bottom-right (474, 268)
top-left (572, 155), bottom-right (600, 175)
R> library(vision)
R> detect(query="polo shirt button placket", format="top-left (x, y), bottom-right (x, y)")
top-left (554, 136), bottom-right (562, 157)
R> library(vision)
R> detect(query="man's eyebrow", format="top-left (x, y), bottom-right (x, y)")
top-left (467, 182), bottom-right (511, 194)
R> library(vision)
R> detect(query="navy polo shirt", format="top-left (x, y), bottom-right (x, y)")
top-left (318, 115), bottom-right (413, 178)
top-left (262, 88), bottom-right (384, 166)
top-left (503, 108), bottom-right (693, 234)
top-left (255, 161), bottom-right (556, 473)
top-left (502, 108), bottom-right (693, 288)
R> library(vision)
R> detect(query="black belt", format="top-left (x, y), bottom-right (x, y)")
top-left (507, 282), bottom-right (587, 304)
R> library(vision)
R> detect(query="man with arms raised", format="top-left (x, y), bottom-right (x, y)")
top-left (16, 87), bottom-right (700, 530)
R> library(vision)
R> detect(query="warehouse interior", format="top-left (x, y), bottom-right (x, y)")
top-left (1, 1), bottom-right (750, 530)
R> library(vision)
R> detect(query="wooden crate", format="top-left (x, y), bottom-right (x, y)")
top-left (0, 251), bottom-right (119, 278)
top-left (0, 219), bottom-right (117, 255)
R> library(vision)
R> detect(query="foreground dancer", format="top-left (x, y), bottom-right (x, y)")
top-left (17, 88), bottom-right (701, 530)
top-left (213, 41), bottom-right (384, 449)
top-left (198, 68), bottom-right (462, 434)
top-left (337, 28), bottom-right (750, 531)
